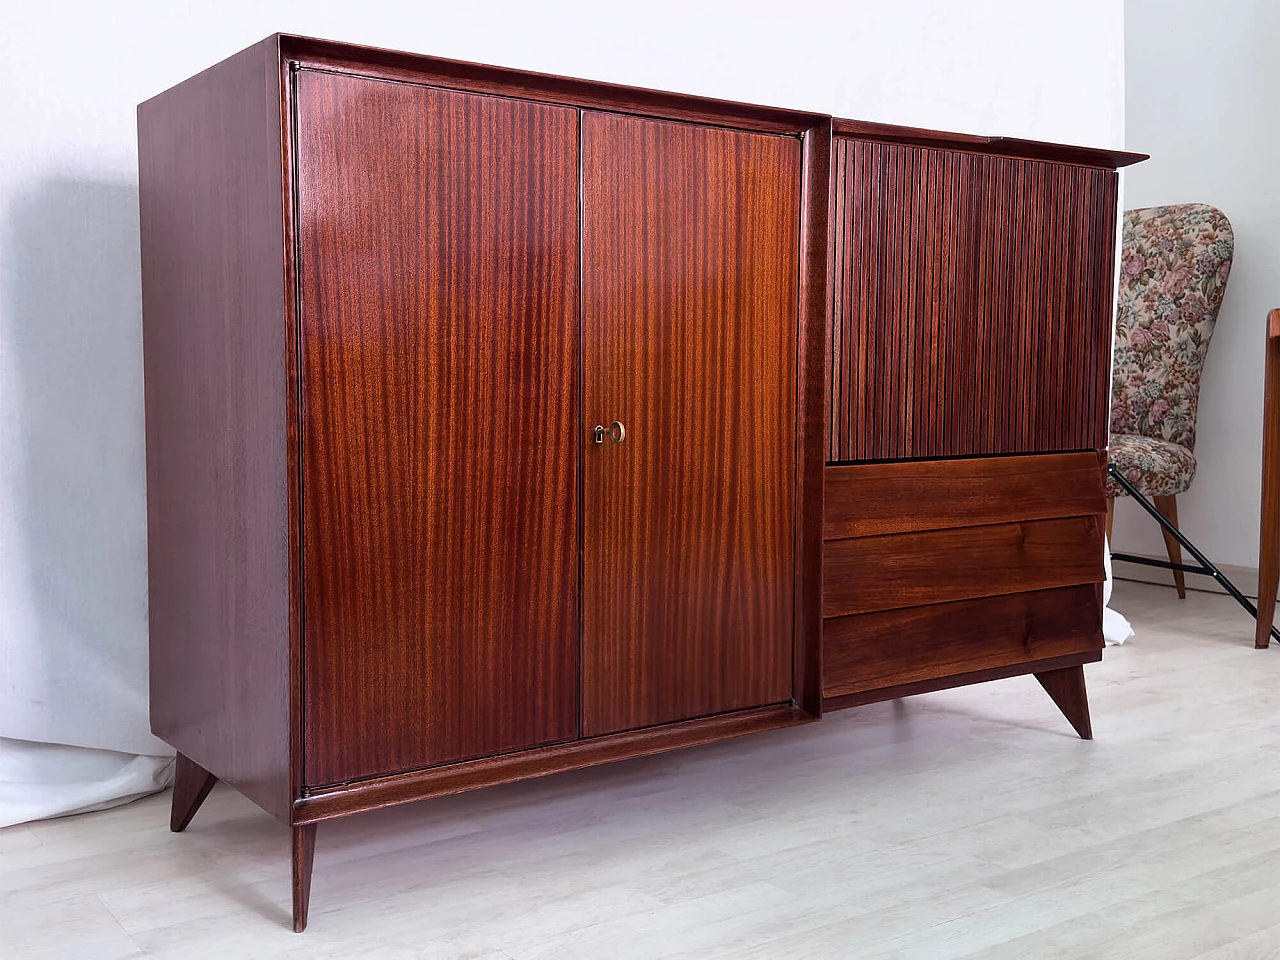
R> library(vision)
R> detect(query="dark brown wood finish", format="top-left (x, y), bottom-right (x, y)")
top-left (827, 136), bottom-right (1119, 462)
top-left (822, 585), bottom-right (1102, 698)
top-left (579, 111), bottom-right (800, 737)
top-left (169, 753), bottom-right (219, 833)
top-left (822, 651), bottom-right (1101, 712)
top-left (280, 35), bottom-right (823, 135)
top-left (139, 36), bottom-right (293, 823)
top-left (1257, 308), bottom-right (1280, 648)
top-left (1034, 665), bottom-right (1094, 739)
top-left (293, 705), bottom-right (815, 823)
top-left (280, 48), bottom-right (307, 824)
top-left (824, 452), bottom-right (1106, 539)
top-left (140, 33), bottom-right (1141, 932)
top-left (795, 120), bottom-right (833, 716)
top-left (292, 824), bottom-right (317, 932)
top-left (295, 71), bottom-right (581, 785)
top-left (831, 118), bottom-right (1147, 168)
top-left (823, 516), bottom-right (1105, 618)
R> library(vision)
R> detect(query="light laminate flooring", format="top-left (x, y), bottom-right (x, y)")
top-left (4, 579), bottom-right (1279, 959)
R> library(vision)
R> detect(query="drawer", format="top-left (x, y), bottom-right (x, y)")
top-left (822, 585), bottom-right (1103, 698)
top-left (822, 514), bottom-right (1105, 618)
top-left (824, 452), bottom-right (1105, 539)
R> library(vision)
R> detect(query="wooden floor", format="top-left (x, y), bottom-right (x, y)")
top-left (5, 579), bottom-right (1280, 958)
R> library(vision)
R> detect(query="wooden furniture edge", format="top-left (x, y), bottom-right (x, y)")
top-left (151, 35), bottom-right (1147, 159)
top-left (292, 704), bottom-right (815, 823)
top-left (1256, 308), bottom-right (1280, 647)
top-left (794, 118), bottom-right (832, 715)
top-left (277, 41), bottom-right (307, 812)
top-left (277, 34), bottom-right (824, 135)
top-left (831, 117), bottom-right (1147, 168)
top-left (821, 651), bottom-right (1102, 712)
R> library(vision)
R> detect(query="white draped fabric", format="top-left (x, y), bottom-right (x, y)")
top-left (1104, 540), bottom-right (1135, 646)
top-left (0, 738), bottom-right (171, 829)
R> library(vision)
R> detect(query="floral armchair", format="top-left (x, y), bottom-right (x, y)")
top-left (1108, 203), bottom-right (1234, 596)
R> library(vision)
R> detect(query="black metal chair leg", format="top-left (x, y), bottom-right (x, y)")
top-left (1108, 464), bottom-right (1280, 646)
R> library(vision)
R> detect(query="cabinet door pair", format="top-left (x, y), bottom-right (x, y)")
top-left (295, 71), bottom-right (799, 786)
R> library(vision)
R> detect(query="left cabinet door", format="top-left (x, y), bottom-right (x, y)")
top-left (295, 71), bottom-right (581, 786)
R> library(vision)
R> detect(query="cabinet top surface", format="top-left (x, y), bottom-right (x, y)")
top-left (147, 32), bottom-right (1146, 167)
top-left (276, 33), bottom-right (824, 135)
top-left (831, 117), bottom-right (1147, 169)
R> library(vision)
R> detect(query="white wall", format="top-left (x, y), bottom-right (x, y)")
top-left (0, 0), bottom-right (1126, 755)
top-left (1118, 0), bottom-right (1280, 569)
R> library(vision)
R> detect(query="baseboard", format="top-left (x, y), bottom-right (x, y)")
top-left (1112, 554), bottom-right (1260, 600)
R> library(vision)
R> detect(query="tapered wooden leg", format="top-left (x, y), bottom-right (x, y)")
top-left (1259, 539), bottom-right (1278, 649)
top-left (292, 823), bottom-right (317, 933)
top-left (169, 753), bottom-right (217, 832)
top-left (1105, 496), bottom-right (1115, 545)
top-left (1257, 310), bottom-right (1280, 648)
top-left (1153, 495), bottom-right (1187, 599)
top-left (1035, 665), bottom-right (1093, 740)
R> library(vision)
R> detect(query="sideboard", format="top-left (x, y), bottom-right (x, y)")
top-left (137, 34), bottom-right (1146, 930)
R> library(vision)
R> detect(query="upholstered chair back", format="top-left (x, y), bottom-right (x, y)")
top-left (1110, 203), bottom-right (1234, 451)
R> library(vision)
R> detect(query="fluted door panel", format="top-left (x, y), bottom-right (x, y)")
top-left (828, 137), bottom-right (1119, 463)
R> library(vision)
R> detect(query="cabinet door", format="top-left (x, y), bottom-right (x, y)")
top-left (296, 71), bottom-right (580, 786)
top-left (581, 111), bottom-right (800, 737)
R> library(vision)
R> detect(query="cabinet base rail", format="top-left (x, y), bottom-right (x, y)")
top-left (171, 658), bottom-right (1101, 932)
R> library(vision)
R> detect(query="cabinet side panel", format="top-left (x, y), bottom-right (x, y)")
top-left (138, 37), bottom-right (292, 821)
top-left (827, 137), bottom-right (1118, 462)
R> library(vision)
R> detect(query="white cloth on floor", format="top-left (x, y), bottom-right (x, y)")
top-left (0, 737), bottom-right (173, 828)
top-left (1102, 539), bottom-right (1134, 646)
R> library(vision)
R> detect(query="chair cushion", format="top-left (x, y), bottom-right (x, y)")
top-left (1107, 433), bottom-right (1197, 498)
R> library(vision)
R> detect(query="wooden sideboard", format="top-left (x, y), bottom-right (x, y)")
top-left (137, 34), bottom-right (1145, 931)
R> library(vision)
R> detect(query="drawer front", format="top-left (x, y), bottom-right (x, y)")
top-left (820, 454), bottom-right (1106, 699)
top-left (822, 585), bottom-right (1103, 698)
top-left (823, 515), bottom-right (1105, 618)
top-left (825, 452), bottom-right (1105, 539)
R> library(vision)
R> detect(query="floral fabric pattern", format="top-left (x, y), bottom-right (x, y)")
top-left (1109, 203), bottom-right (1232, 499)
top-left (1110, 204), bottom-right (1233, 454)
top-left (1106, 433), bottom-right (1197, 498)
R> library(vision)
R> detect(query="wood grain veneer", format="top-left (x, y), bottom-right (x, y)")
top-left (293, 704), bottom-right (815, 823)
top-left (827, 137), bottom-right (1119, 463)
top-left (280, 35), bottom-right (824, 135)
top-left (295, 71), bottom-right (581, 786)
top-left (831, 117), bottom-right (1148, 169)
top-left (579, 110), bottom-right (799, 737)
top-left (794, 119), bottom-right (833, 716)
top-left (824, 452), bottom-right (1106, 539)
top-left (139, 35), bottom-right (293, 823)
top-left (1256, 308), bottom-right (1280, 648)
top-left (140, 33), bottom-right (1138, 932)
top-left (822, 584), bottom-right (1103, 698)
top-left (821, 650), bottom-right (1101, 713)
top-left (822, 515), bottom-right (1106, 618)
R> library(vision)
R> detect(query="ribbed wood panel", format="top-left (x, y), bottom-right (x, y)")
top-left (827, 138), bottom-right (1119, 463)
